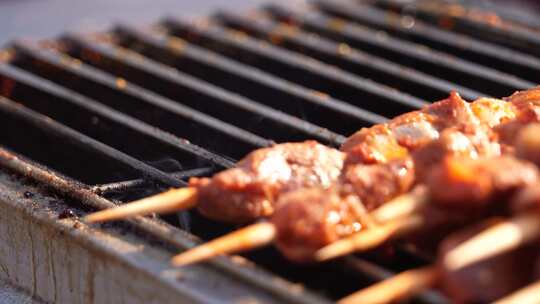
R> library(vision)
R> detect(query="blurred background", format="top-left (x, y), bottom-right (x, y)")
top-left (1, 0), bottom-right (539, 46)
top-left (0, 0), bottom-right (269, 44)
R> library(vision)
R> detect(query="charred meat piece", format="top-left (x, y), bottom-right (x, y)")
top-left (190, 141), bottom-right (345, 223)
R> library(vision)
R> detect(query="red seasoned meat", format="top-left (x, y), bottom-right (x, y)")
top-left (428, 156), bottom-right (538, 211)
top-left (190, 141), bottom-right (345, 223)
top-left (272, 187), bottom-right (367, 262)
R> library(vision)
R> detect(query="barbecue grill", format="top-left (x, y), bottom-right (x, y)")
top-left (1, 0), bottom-right (539, 303)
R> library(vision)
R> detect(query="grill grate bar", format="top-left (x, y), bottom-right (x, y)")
top-left (63, 32), bottom-right (368, 140)
top-left (216, 10), bottom-right (483, 101)
top-left (103, 27), bottom-right (386, 134)
top-left (0, 96), bottom-right (184, 187)
top-left (265, 6), bottom-right (535, 97)
top-left (22, 39), bottom-right (344, 147)
top-left (316, 0), bottom-right (540, 83)
top-left (92, 167), bottom-right (215, 195)
top-left (11, 43), bottom-right (277, 158)
top-left (163, 18), bottom-right (428, 119)
top-left (460, 1), bottom-right (540, 30)
top-left (375, 0), bottom-right (540, 57)
top-left (0, 146), bottom-right (334, 304)
top-left (0, 62), bottom-right (234, 170)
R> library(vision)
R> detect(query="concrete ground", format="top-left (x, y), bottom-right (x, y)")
top-left (0, 280), bottom-right (42, 304)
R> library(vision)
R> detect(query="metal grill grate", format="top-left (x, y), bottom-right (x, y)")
top-left (0, 0), bottom-right (539, 303)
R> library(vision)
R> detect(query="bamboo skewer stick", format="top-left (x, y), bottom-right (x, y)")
top-left (84, 187), bottom-right (198, 223)
top-left (315, 214), bottom-right (425, 261)
top-left (370, 186), bottom-right (429, 224)
top-left (338, 266), bottom-right (439, 304)
top-left (171, 222), bottom-right (276, 266)
top-left (168, 188), bottom-right (430, 266)
top-left (443, 213), bottom-right (540, 272)
top-left (493, 281), bottom-right (540, 304)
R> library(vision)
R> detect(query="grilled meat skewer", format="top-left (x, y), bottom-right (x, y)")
top-left (334, 123), bottom-right (540, 303)
top-left (318, 111), bottom-right (540, 262)
top-left (90, 88), bottom-right (540, 267)
top-left (423, 122), bottom-right (540, 272)
top-left (85, 140), bottom-right (346, 223)
top-left (85, 90), bottom-right (510, 224)
top-left (340, 219), bottom-right (539, 304)
top-left (172, 159), bottom-right (416, 265)
top-left (172, 87), bottom-right (540, 264)
top-left (494, 281), bottom-right (540, 304)
top-left (173, 153), bottom-right (537, 265)
top-left (316, 154), bottom-right (538, 261)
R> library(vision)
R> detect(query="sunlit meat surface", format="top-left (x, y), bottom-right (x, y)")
top-left (189, 141), bottom-right (346, 223)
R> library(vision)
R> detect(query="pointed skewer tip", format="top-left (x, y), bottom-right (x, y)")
top-left (171, 222), bottom-right (276, 267)
top-left (315, 215), bottom-right (424, 262)
top-left (83, 187), bottom-right (198, 223)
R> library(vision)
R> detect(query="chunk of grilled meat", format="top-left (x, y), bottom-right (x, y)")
top-left (272, 187), bottom-right (367, 262)
top-left (342, 91), bottom-right (515, 166)
top-left (272, 159), bottom-right (415, 261)
top-left (189, 141), bottom-right (345, 223)
top-left (190, 87), bottom-right (540, 224)
top-left (341, 158), bottom-right (416, 211)
top-left (428, 155), bottom-right (539, 212)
